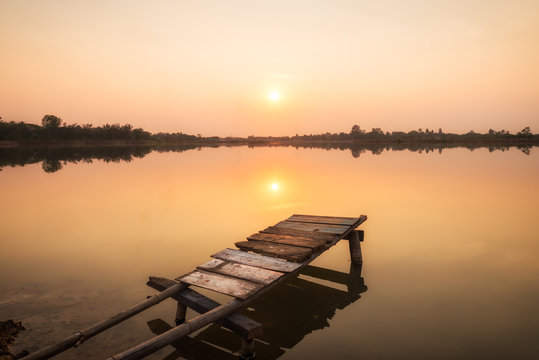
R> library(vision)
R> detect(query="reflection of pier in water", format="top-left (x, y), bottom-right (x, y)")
top-left (147, 263), bottom-right (367, 359)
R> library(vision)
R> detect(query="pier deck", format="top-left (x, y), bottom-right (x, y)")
top-left (23, 214), bottom-right (367, 360)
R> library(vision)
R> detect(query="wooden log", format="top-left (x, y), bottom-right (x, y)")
top-left (212, 248), bottom-right (302, 273)
top-left (147, 277), bottom-right (262, 339)
top-left (108, 298), bottom-right (246, 360)
top-left (347, 263), bottom-right (367, 295)
top-left (235, 240), bottom-right (312, 263)
top-left (247, 232), bottom-right (327, 250)
top-left (175, 302), bottom-right (187, 325)
top-left (198, 259), bottom-right (284, 285)
top-left (287, 214), bottom-right (359, 226)
top-left (347, 230), bottom-right (362, 265)
top-left (178, 270), bottom-right (264, 299)
top-left (22, 282), bottom-right (188, 360)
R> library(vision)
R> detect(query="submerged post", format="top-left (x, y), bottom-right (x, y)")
top-left (240, 338), bottom-right (255, 360)
top-left (347, 230), bottom-right (363, 265)
top-left (175, 302), bottom-right (187, 325)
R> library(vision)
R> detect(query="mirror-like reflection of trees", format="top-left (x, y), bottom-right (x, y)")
top-left (0, 142), bottom-right (534, 173)
top-left (146, 264), bottom-right (367, 360)
top-left (0, 145), bottom-right (198, 173)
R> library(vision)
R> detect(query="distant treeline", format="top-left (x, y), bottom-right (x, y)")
top-left (0, 114), bottom-right (537, 146)
top-left (245, 124), bottom-right (536, 143)
top-left (0, 115), bottom-right (202, 144)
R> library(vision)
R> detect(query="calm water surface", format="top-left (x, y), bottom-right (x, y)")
top-left (1, 146), bottom-right (538, 359)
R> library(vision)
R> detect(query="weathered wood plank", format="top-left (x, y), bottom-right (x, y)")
top-left (178, 270), bottom-right (263, 299)
top-left (147, 277), bottom-right (262, 339)
top-left (212, 248), bottom-right (302, 273)
top-left (287, 214), bottom-right (359, 226)
top-left (197, 259), bottom-right (284, 285)
top-left (247, 232), bottom-right (328, 250)
top-left (260, 226), bottom-right (336, 241)
top-left (274, 220), bottom-right (350, 235)
top-left (235, 240), bottom-right (313, 263)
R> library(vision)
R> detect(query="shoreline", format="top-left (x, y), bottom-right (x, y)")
top-left (1, 137), bottom-right (538, 149)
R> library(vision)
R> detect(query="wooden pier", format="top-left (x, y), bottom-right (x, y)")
top-left (22, 214), bottom-right (367, 360)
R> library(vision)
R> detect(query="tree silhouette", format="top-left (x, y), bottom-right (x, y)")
top-left (42, 159), bottom-right (63, 173)
top-left (41, 114), bottom-right (63, 129)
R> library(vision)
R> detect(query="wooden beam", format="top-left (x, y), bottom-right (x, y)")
top-left (347, 231), bottom-right (362, 265)
top-left (22, 282), bottom-right (188, 360)
top-left (147, 277), bottom-right (262, 340)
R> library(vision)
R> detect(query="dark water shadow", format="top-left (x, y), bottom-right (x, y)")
top-left (147, 264), bottom-right (367, 359)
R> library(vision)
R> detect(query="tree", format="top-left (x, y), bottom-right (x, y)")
top-left (42, 114), bottom-right (63, 129)
top-left (517, 126), bottom-right (531, 136)
top-left (350, 125), bottom-right (365, 137)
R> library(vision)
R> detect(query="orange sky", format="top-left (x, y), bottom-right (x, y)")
top-left (1, 1), bottom-right (538, 136)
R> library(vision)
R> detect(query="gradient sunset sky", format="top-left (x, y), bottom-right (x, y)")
top-left (1, 0), bottom-right (538, 136)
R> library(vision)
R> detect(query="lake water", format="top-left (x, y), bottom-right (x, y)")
top-left (1, 146), bottom-right (538, 359)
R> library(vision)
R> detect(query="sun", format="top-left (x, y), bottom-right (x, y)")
top-left (268, 90), bottom-right (280, 101)
top-left (271, 183), bottom-right (279, 191)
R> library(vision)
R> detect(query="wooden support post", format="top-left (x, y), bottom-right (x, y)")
top-left (347, 263), bottom-right (364, 294)
top-left (175, 302), bottom-right (187, 325)
top-left (240, 338), bottom-right (255, 360)
top-left (347, 230), bottom-right (363, 265)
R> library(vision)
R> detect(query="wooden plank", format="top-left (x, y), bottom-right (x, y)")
top-left (287, 214), bottom-right (359, 226)
top-left (147, 277), bottom-right (263, 339)
top-left (235, 240), bottom-right (312, 263)
top-left (274, 220), bottom-right (350, 235)
top-left (247, 232), bottom-right (328, 250)
top-left (178, 270), bottom-right (263, 299)
top-left (212, 248), bottom-right (302, 273)
top-left (261, 226), bottom-right (336, 241)
top-left (197, 259), bottom-right (284, 285)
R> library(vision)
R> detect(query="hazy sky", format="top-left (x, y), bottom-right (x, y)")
top-left (1, 0), bottom-right (538, 136)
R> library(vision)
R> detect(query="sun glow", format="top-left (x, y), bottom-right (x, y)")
top-left (271, 183), bottom-right (279, 191)
top-left (268, 90), bottom-right (280, 101)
